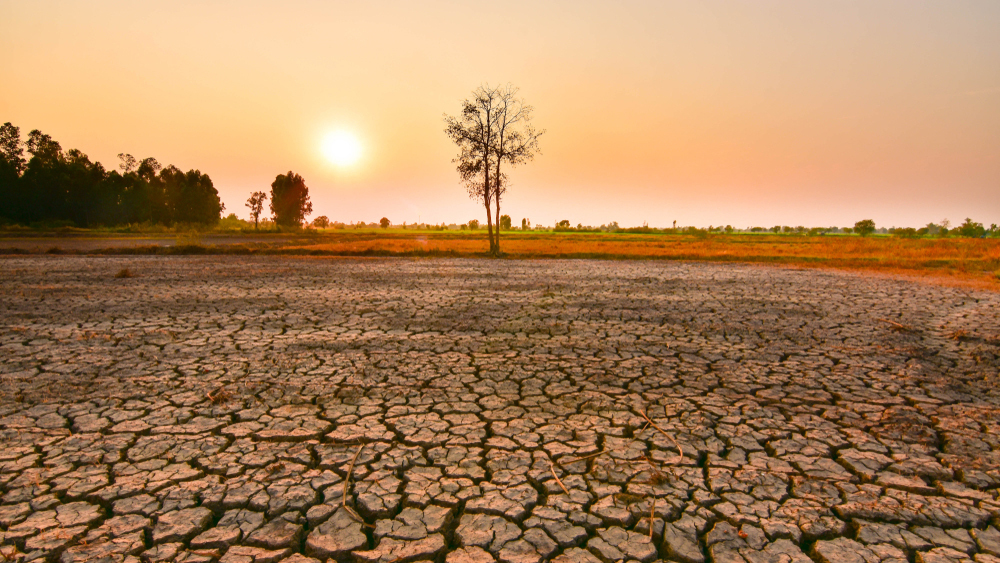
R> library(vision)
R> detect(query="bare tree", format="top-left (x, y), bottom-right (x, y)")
top-left (445, 85), bottom-right (500, 254)
top-left (490, 85), bottom-right (543, 253)
top-left (444, 84), bottom-right (542, 256)
top-left (246, 191), bottom-right (267, 230)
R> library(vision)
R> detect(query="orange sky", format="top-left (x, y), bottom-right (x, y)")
top-left (2, 1), bottom-right (998, 228)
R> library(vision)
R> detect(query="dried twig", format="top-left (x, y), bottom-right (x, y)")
top-left (549, 462), bottom-right (570, 495)
top-left (340, 442), bottom-right (374, 527)
top-left (649, 497), bottom-right (656, 542)
top-left (558, 450), bottom-right (607, 467)
top-left (635, 408), bottom-right (684, 462)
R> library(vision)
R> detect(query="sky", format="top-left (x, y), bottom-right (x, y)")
top-left (1, 1), bottom-right (998, 229)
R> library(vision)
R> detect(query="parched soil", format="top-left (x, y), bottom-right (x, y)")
top-left (1, 256), bottom-right (1000, 563)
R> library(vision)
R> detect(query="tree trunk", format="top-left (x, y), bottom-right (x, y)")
top-left (483, 165), bottom-right (495, 254)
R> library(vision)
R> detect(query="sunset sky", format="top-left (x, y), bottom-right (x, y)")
top-left (2, 1), bottom-right (998, 229)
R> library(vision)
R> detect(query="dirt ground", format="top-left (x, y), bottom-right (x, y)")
top-left (1, 256), bottom-right (999, 563)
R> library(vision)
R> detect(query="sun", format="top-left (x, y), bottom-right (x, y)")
top-left (321, 131), bottom-right (362, 167)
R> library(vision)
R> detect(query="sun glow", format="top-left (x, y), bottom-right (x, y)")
top-left (321, 131), bottom-right (362, 167)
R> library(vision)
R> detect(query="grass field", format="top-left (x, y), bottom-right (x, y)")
top-left (3, 229), bottom-right (999, 290)
top-left (286, 231), bottom-right (1000, 289)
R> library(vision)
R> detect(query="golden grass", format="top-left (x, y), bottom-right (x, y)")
top-left (289, 232), bottom-right (1000, 291)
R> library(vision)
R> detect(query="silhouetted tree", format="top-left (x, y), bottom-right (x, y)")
top-left (488, 85), bottom-right (543, 254)
top-left (854, 219), bottom-right (876, 237)
top-left (162, 166), bottom-right (223, 224)
top-left (500, 214), bottom-right (511, 230)
top-left (118, 153), bottom-right (138, 173)
top-left (444, 84), bottom-right (543, 257)
top-left (0, 123), bottom-right (25, 174)
top-left (270, 171), bottom-right (312, 227)
top-left (313, 215), bottom-right (330, 229)
top-left (445, 87), bottom-right (499, 252)
top-left (0, 123), bottom-right (24, 221)
top-left (380, 217), bottom-right (390, 229)
top-left (246, 191), bottom-right (267, 229)
top-left (0, 123), bottom-right (222, 226)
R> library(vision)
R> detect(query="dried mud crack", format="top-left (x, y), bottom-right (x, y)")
top-left (1, 256), bottom-right (1000, 563)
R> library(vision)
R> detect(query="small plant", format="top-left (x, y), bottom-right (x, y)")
top-left (45, 246), bottom-right (63, 254)
top-left (114, 267), bottom-right (134, 278)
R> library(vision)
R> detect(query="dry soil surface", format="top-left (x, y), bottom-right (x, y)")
top-left (1, 256), bottom-right (1000, 563)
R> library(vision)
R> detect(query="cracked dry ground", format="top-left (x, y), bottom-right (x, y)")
top-left (1, 258), bottom-right (1000, 563)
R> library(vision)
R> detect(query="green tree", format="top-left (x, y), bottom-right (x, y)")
top-left (313, 215), bottom-right (330, 229)
top-left (499, 214), bottom-right (511, 230)
top-left (854, 219), bottom-right (876, 237)
top-left (956, 218), bottom-right (985, 238)
top-left (269, 171), bottom-right (312, 227)
top-left (380, 217), bottom-right (390, 229)
top-left (246, 191), bottom-right (267, 229)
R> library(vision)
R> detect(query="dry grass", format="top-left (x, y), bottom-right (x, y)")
top-left (114, 267), bottom-right (135, 278)
top-left (288, 232), bottom-right (1000, 291)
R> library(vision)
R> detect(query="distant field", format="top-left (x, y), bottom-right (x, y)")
top-left (2, 229), bottom-right (998, 290)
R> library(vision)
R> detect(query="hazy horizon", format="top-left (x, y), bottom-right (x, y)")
top-left (2, 0), bottom-right (998, 229)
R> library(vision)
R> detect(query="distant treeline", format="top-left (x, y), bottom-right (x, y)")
top-left (0, 122), bottom-right (223, 227)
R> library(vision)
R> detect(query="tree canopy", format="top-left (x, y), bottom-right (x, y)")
top-left (0, 122), bottom-right (224, 226)
top-left (269, 171), bottom-right (312, 227)
top-left (854, 219), bottom-right (876, 237)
